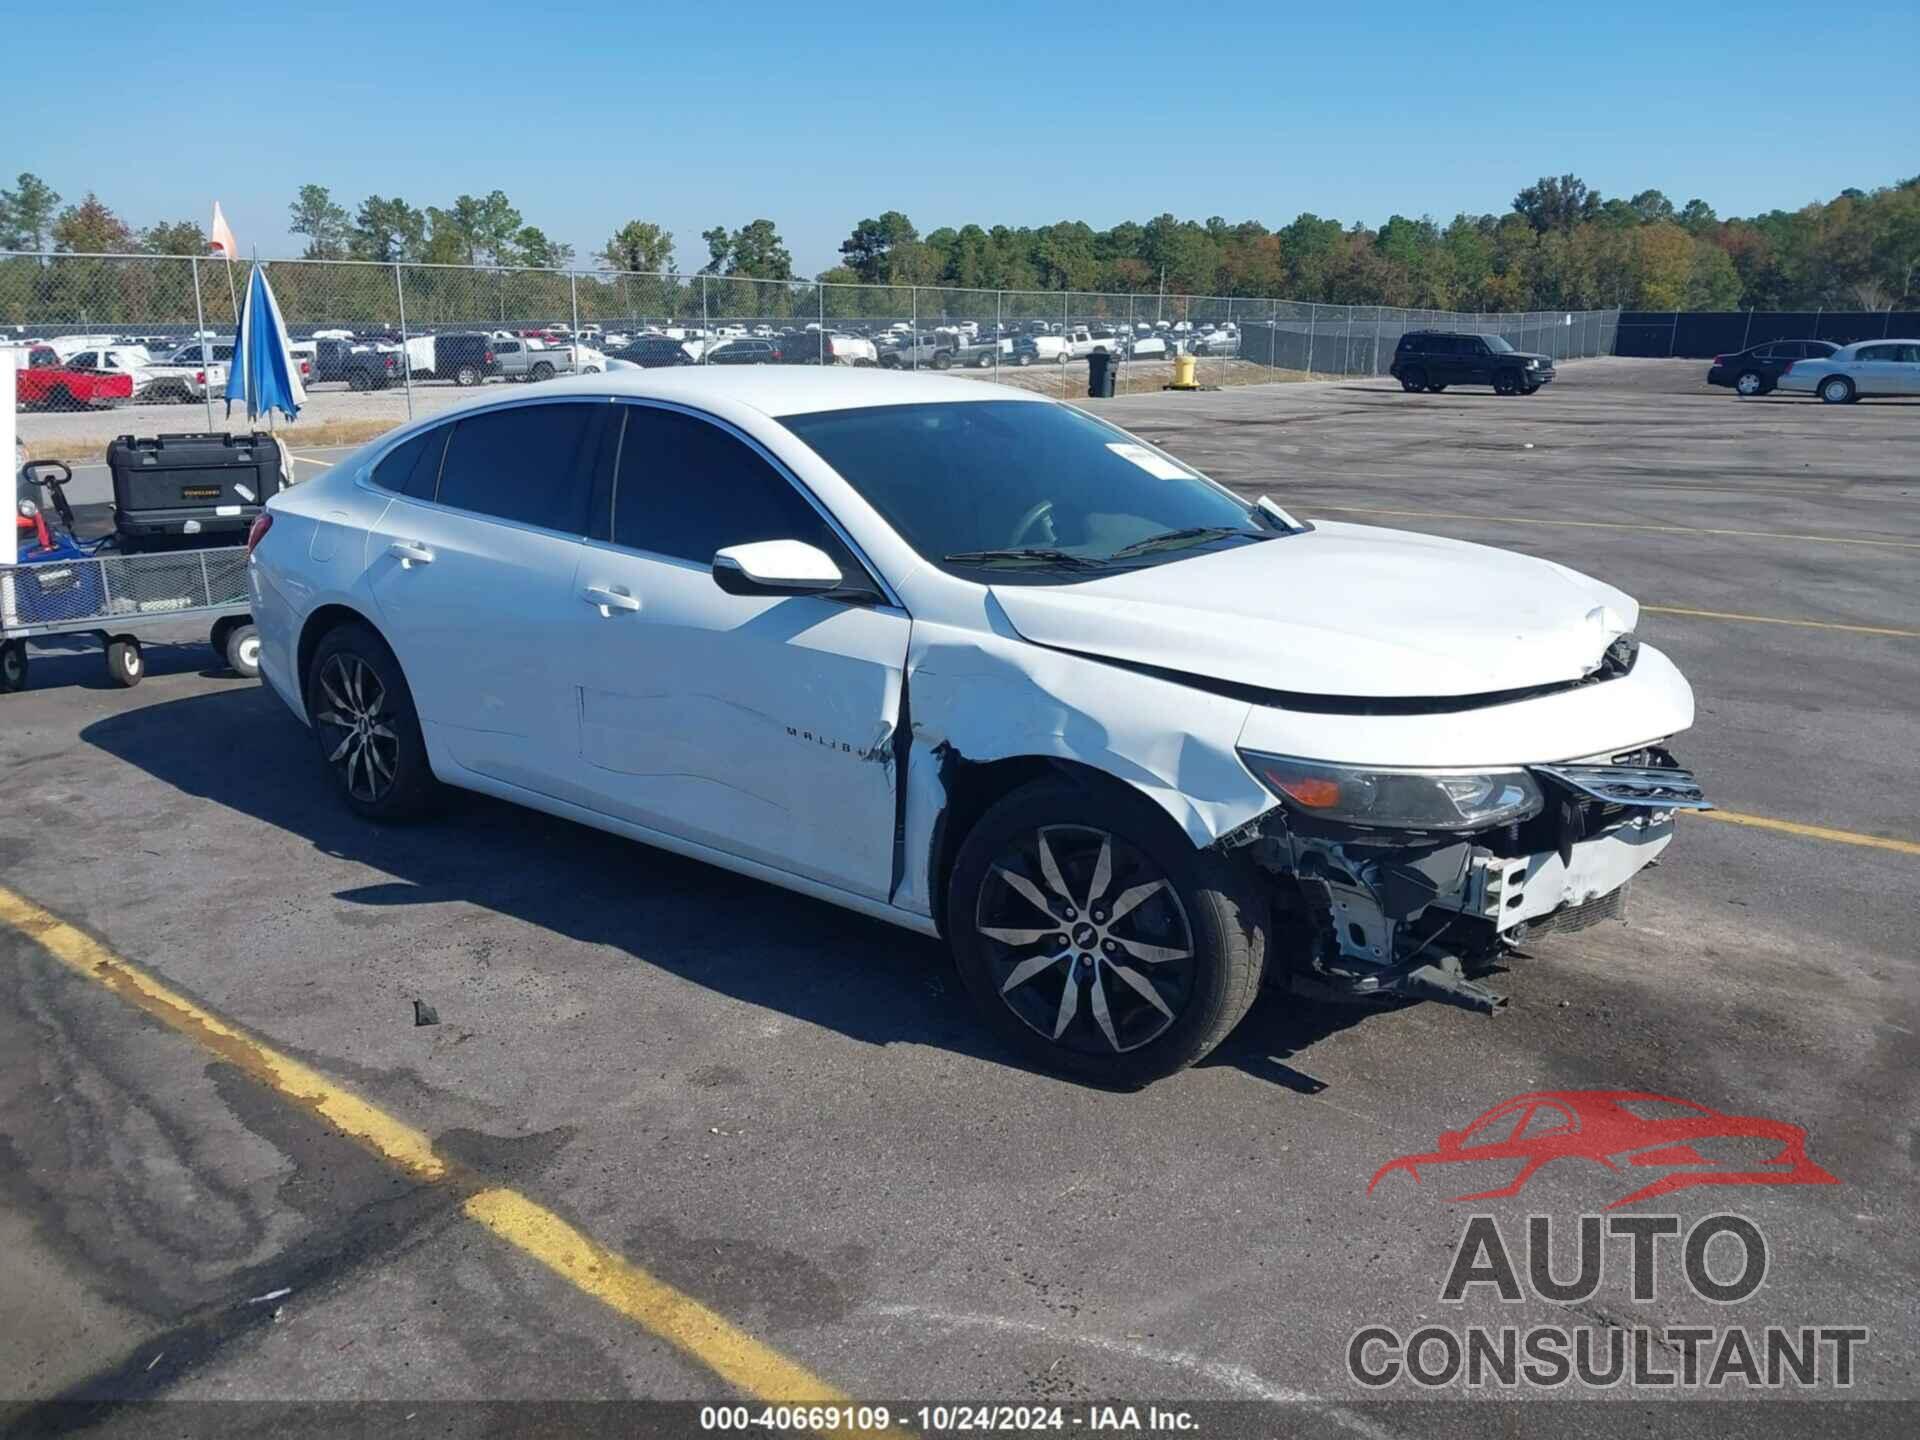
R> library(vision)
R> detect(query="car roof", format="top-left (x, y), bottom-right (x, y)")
top-left (522, 366), bottom-right (1050, 417)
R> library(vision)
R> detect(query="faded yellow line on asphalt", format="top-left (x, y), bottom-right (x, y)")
top-left (1641, 605), bottom-right (1920, 638)
top-left (0, 883), bottom-right (892, 1430)
top-left (1303, 503), bottom-right (1920, 551)
top-left (0, 885), bottom-right (445, 1179)
top-left (287, 452), bottom-right (335, 468)
top-left (1692, 810), bottom-right (1920, 856)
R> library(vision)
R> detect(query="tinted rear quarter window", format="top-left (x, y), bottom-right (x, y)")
top-left (371, 428), bottom-right (448, 500)
top-left (612, 406), bottom-right (837, 565)
top-left (437, 402), bottom-right (600, 533)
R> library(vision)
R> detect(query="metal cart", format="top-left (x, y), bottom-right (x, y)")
top-left (0, 544), bottom-right (258, 693)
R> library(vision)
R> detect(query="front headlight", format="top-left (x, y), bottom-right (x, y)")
top-left (1526, 358), bottom-right (1540, 369)
top-left (1238, 751), bottom-right (1544, 830)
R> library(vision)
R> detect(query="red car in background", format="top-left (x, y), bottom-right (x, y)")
top-left (14, 347), bottom-right (134, 410)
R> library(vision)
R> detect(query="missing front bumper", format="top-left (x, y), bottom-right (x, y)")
top-left (1245, 753), bottom-right (1702, 1012)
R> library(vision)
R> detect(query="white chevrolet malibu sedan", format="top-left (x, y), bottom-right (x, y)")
top-left (248, 369), bottom-right (1707, 1085)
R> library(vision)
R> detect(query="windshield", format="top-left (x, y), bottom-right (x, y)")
top-left (1484, 335), bottom-right (1515, 353)
top-left (780, 400), bottom-right (1269, 580)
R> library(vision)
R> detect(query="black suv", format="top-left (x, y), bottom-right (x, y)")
top-left (1390, 331), bottom-right (1553, 395)
top-left (609, 336), bottom-right (695, 368)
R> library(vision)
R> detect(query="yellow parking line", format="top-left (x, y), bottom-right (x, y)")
top-left (0, 884), bottom-right (889, 1427)
top-left (287, 452), bottom-right (334, 468)
top-left (1692, 810), bottom-right (1920, 856)
top-left (1302, 503), bottom-right (1920, 551)
top-left (1640, 605), bottom-right (1920, 638)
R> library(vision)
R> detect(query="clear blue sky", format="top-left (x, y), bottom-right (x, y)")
top-left (11, 1), bottom-right (1916, 274)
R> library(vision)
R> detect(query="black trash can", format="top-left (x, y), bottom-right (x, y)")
top-left (1087, 349), bottom-right (1116, 398)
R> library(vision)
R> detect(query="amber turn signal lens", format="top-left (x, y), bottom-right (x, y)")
top-left (1271, 774), bottom-right (1342, 808)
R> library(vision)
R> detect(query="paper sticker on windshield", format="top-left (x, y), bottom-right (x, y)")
top-left (1107, 443), bottom-right (1191, 480)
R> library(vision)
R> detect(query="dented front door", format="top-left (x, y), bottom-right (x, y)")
top-left (568, 541), bottom-right (908, 900)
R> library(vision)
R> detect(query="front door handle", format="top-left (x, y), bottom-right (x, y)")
top-left (583, 584), bottom-right (641, 614)
top-left (388, 540), bottom-right (435, 566)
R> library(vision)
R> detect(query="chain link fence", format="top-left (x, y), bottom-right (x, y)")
top-left (1, 250), bottom-right (1619, 452)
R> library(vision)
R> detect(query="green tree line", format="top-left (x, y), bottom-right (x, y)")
top-left (4, 171), bottom-right (1917, 312)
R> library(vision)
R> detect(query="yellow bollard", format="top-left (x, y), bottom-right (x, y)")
top-left (1171, 352), bottom-right (1198, 389)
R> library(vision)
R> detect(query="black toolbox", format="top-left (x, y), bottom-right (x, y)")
top-left (107, 432), bottom-right (283, 552)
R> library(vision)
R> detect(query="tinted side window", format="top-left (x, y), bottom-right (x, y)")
top-left (612, 406), bottom-right (837, 565)
top-left (371, 427), bottom-right (449, 500)
top-left (1855, 344), bottom-right (1893, 362)
top-left (438, 403), bottom-right (599, 533)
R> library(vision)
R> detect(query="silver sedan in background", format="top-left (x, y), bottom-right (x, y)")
top-left (1775, 338), bottom-right (1920, 403)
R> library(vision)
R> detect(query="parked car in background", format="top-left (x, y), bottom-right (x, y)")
top-left (1391, 331), bottom-right (1553, 395)
top-left (706, 338), bottom-right (784, 365)
top-left (1773, 339), bottom-right (1920, 404)
top-left (1011, 328), bottom-right (1118, 367)
top-left (250, 368), bottom-right (1704, 1087)
top-left (877, 335), bottom-right (957, 370)
top-left (1706, 340), bottom-right (1838, 397)
top-left (405, 332), bottom-right (500, 387)
top-left (492, 337), bottom-right (579, 383)
top-left (313, 336), bottom-right (405, 390)
top-left (786, 333), bottom-right (878, 366)
top-left (609, 336), bottom-right (697, 368)
top-left (15, 357), bottom-right (134, 410)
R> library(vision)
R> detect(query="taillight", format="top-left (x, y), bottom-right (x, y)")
top-left (484, 350), bottom-right (494, 363)
top-left (245, 512), bottom-right (272, 558)
top-left (1712, 355), bottom-right (1725, 366)
top-left (196, 370), bottom-right (207, 383)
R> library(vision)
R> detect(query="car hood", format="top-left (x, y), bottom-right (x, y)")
top-left (989, 521), bottom-right (1638, 699)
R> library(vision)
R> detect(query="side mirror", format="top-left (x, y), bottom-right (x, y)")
top-left (712, 539), bottom-right (843, 597)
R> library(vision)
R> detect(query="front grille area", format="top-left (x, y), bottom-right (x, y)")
top-left (1526, 884), bottom-right (1628, 937)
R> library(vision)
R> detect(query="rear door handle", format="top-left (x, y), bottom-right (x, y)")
top-left (583, 584), bottom-right (641, 614)
top-left (388, 540), bottom-right (435, 566)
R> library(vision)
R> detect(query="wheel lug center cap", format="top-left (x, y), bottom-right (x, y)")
top-left (1072, 923), bottom-right (1097, 949)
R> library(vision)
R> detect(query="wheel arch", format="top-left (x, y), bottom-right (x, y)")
top-left (898, 637), bottom-right (1277, 934)
top-left (295, 602), bottom-right (384, 718)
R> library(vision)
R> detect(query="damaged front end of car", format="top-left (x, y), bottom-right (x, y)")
top-left (1223, 745), bottom-right (1711, 1014)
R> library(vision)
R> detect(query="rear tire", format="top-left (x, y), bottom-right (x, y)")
top-left (105, 636), bottom-right (143, 688)
top-left (454, 364), bottom-right (480, 387)
top-left (1735, 369), bottom-right (1764, 397)
top-left (306, 622), bottom-right (437, 822)
top-left (530, 361), bottom-right (555, 382)
top-left (347, 371), bottom-right (371, 393)
top-left (0, 641), bottom-right (27, 693)
top-left (1820, 376), bottom-right (1855, 404)
top-left (947, 777), bottom-right (1267, 1087)
top-left (1399, 367), bottom-right (1427, 393)
top-left (1428, 382), bottom-right (1448, 393)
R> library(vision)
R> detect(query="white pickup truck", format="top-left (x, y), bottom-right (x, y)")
top-left (1011, 327), bottom-right (1122, 366)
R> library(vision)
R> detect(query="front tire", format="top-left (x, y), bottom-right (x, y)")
top-left (947, 778), bottom-right (1267, 1087)
top-left (1494, 370), bottom-right (1520, 395)
top-left (306, 622), bottom-right (437, 821)
top-left (1735, 369), bottom-right (1764, 397)
top-left (1820, 376), bottom-right (1855, 404)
